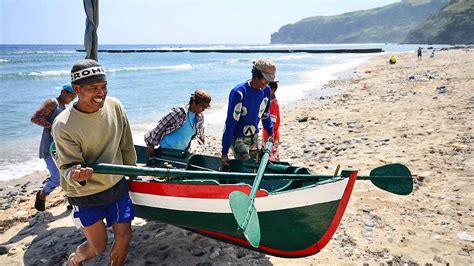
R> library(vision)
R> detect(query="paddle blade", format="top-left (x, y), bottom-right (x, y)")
top-left (369, 163), bottom-right (413, 195)
top-left (229, 191), bottom-right (261, 247)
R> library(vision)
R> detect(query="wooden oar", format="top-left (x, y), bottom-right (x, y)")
top-left (357, 163), bottom-right (412, 196)
top-left (88, 163), bottom-right (412, 195)
top-left (228, 141), bottom-right (273, 248)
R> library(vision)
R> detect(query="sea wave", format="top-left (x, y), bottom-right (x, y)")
top-left (107, 64), bottom-right (193, 73)
top-left (7, 50), bottom-right (79, 55)
top-left (27, 70), bottom-right (70, 77)
top-left (222, 59), bottom-right (249, 65)
top-left (0, 158), bottom-right (44, 181)
top-left (0, 70), bottom-right (70, 79)
top-left (0, 59), bottom-right (10, 63)
top-left (1, 64), bottom-right (193, 79)
top-left (274, 54), bottom-right (312, 61)
top-left (277, 56), bottom-right (372, 105)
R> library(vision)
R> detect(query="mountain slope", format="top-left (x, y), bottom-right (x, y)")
top-left (404, 0), bottom-right (474, 44)
top-left (271, 0), bottom-right (447, 44)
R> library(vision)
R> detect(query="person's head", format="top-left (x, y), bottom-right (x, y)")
top-left (251, 58), bottom-right (276, 89)
top-left (189, 89), bottom-right (211, 114)
top-left (70, 59), bottom-right (107, 113)
top-left (57, 83), bottom-right (77, 104)
top-left (268, 81), bottom-right (278, 96)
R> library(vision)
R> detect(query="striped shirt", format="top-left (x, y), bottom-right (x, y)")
top-left (144, 105), bottom-right (204, 149)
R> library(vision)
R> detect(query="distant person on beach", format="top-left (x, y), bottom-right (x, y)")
top-left (144, 90), bottom-right (211, 156)
top-left (417, 47), bottom-right (422, 60)
top-left (31, 83), bottom-right (76, 212)
top-left (430, 50), bottom-right (435, 58)
top-left (52, 59), bottom-right (136, 266)
top-left (221, 58), bottom-right (275, 165)
top-left (262, 81), bottom-right (280, 161)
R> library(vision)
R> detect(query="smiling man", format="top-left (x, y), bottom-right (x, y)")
top-left (221, 58), bottom-right (276, 165)
top-left (52, 59), bottom-right (136, 266)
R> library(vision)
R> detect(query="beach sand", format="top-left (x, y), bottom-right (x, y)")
top-left (0, 49), bottom-right (473, 265)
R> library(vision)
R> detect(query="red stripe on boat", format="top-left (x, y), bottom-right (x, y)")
top-left (192, 171), bottom-right (358, 258)
top-left (129, 181), bottom-right (269, 199)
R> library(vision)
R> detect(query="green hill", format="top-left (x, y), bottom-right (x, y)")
top-left (404, 0), bottom-right (474, 44)
top-left (271, 0), bottom-right (448, 44)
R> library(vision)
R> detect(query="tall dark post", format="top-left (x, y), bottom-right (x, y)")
top-left (83, 0), bottom-right (99, 61)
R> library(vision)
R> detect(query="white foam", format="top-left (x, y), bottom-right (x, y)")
top-left (10, 50), bottom-right (77, 55)
top-left (107, 64), bottom-right (192, 73)
top-left (27, 70), bottom-right (69, 77)
top-left (276, 55), bottom-right (371, 105)
top-left (0, 157), bottom-right (45, 181)
top-left (274, 54), bottom-right (312, 61)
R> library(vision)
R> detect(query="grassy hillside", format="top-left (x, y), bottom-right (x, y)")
top-left (271, 0), bottom-right (447, 44)
top-left (404, 0), bottom-right (474, 44)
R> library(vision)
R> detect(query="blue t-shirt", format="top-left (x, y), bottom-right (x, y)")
top-left (222, 81), bottom-right (273, 154)
top-left (160, 111), bottom-right (197, 150)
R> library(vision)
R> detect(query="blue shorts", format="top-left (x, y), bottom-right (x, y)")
top-left (71, 193), bottom-right (135, 228)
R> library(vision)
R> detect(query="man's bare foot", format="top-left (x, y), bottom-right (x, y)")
top-left (67, 253), bottom-right (83, 266)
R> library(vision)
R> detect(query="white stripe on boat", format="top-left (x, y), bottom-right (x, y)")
top-left (129, 178), bottom-right (348, 213)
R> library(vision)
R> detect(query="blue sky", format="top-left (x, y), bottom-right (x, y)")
top-left (1, 0), bottom-right (400, 44)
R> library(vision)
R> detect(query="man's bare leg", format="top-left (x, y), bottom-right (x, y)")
top-left (109, 222), bottom-right (132, 266)
top-left (68, 220), bottom-right (108, 266)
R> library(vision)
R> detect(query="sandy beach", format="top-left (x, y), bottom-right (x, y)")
top-left (0, 48), bottom-right (472, 265)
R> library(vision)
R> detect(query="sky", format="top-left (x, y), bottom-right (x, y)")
top-left (1, 0), bottom-right (400, 44)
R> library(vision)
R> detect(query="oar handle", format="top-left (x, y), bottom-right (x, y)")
top-left (248, 141), bottom-right (273, 199)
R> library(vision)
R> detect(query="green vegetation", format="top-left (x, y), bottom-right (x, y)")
top-left (271, 0), bottom-right (448, 44)
top-left (405, 0), bottom-right (474, 44)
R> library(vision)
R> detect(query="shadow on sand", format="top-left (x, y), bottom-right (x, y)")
top-left (3, 211), bottom-right (273, 265)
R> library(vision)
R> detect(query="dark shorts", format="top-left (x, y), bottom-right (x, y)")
top-left (71, 193), bottom-right (134, 228)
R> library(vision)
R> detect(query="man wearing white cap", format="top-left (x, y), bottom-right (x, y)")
top-left (221, 58), bottom-right (276, 165)
top-left (52, 59), bottom-right (136, 266)
top-left (31, 83), bottom-right (76, 211)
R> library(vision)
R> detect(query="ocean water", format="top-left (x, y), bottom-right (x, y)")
top-left (0, 43), bottom-right (450, 180)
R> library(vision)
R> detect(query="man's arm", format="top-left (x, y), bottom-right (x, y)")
top-left (261, 90), bottom-right (274, 139)
top-left (196, 114), bottom-right (205, 144)
top-left (119, 103), bottom-right (137, 166)
top-left (52, 125), bottom-right (89, 187)
top-left (31, 99), bottom-right (57, 128)
top-left (221, 89), bottom-right (242, 157)
top-left (271, 99), bottom-right (280, 142)
top-left (144, 109), bottom-right (179, 147)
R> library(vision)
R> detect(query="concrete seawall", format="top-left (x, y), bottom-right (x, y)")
top-left (76, 48), bottom-right (384, 54)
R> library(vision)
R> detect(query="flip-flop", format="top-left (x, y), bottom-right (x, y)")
top-left (34, 190), bottom-right (45, 211)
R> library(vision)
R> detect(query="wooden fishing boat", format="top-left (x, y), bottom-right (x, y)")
top-left (89, 145), bottom-right (413, 258)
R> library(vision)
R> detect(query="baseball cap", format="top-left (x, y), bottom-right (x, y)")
top-left (192, 89), bottom-right (211, 108)
top-left (253, 58), bottom-right (276, 82)
top-left (56, 83), bottom-right (75, 93)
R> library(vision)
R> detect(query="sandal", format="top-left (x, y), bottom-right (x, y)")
top-left (34, 190), bottom-right (46, 211)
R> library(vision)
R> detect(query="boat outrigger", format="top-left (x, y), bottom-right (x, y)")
top-left (84, 143), bottom-right (413, 258)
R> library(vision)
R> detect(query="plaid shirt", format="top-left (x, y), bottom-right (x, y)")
top-left (144, 105), bottom-right (205, 148)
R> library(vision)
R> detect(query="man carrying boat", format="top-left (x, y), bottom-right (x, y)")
top-left (31, 83), bottom-right (76, 211)
top-left (221, 58), bottom-right (275, 165)
top-left (52, 59), bottom-right (137, 266)
top-left (144, 90), bottom-right (211, 156)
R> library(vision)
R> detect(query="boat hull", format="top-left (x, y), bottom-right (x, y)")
top-left (128, 171), bottom-right (357, 258)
